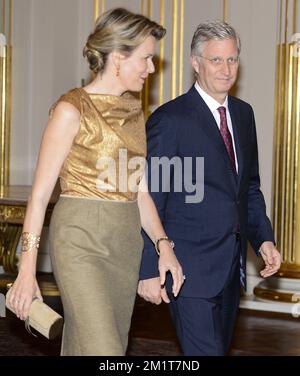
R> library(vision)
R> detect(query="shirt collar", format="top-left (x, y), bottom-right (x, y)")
top-left (194, 81), bottom-right (228, 113)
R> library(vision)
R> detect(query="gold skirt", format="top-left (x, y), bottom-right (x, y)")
top-left (49, 196), bottom-right (144, 356)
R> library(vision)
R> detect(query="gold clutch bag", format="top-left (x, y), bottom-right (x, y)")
top-left (6, 288), bottom-right (63, 340)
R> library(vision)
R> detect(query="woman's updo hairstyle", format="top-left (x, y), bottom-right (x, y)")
top-left (83, 8), bottom-right (166, 74)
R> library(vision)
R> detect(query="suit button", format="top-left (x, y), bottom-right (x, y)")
top-left (236, 232), bottom-right (241, 241)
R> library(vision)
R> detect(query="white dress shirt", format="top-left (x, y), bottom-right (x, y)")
top-left (194, 81), bottom-right (238, 172)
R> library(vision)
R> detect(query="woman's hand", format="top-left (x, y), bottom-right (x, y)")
top-left (158, 241), bottom-right (185, 300)
top-left (8, 273), bottom-right (43, 321)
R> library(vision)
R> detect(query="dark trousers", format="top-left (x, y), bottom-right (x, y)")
top-left (168, 245), bottom-right (241, 356)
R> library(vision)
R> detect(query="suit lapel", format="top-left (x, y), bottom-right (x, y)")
top-left (187, 87), bottom-right (237, 189)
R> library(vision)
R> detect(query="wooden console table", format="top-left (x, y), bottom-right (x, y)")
top-left (0, 185), bottom-right (59, 295)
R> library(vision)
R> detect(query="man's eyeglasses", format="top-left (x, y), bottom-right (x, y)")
top-left (199, 55), bottom-right (239, 66)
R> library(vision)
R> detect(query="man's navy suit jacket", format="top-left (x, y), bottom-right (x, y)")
top-left (139, 86), bottom-right (275, 298)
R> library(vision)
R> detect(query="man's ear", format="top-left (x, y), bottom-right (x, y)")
top-left (190, 55), bottom-right (199, 74)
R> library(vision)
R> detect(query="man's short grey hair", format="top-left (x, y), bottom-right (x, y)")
top-left (191, 20), bottom-right (241, 56)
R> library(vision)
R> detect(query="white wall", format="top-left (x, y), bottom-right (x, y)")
top-left (10, 0), bottom-right (94, 184)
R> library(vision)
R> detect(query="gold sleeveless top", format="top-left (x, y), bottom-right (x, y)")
top-left (49, 88), bottom-right (146, 201)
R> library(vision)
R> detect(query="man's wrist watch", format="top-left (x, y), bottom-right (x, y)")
top-left (155, 236), bottom-right (175, 256)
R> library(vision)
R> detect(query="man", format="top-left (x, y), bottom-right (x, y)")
top-left (138, 20), bottom-right (281, 356)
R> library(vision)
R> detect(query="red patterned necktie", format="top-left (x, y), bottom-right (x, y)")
top-left (217, 106), bottom-right (237, 174)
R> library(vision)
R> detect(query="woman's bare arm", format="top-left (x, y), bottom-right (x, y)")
top-left (8, 101), bottom-right (80, 320)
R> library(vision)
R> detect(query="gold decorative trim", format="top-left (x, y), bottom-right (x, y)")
top-left (279, 0), bottom-right (283, 43)
top-left (94, 0), bottom-right (99, 21)
top-left (139, 0), bottom-right (145, 103)
top-left (223, 0), bottom-right (228, 22)
top-left (147, 0), bottom-right (151, 17)
top-left (278, 43), bottom-right (286, 260)
top-left (258, 0), bottom-right (300, 304)
top-left (272, 0), bottom-right (284, 255)
top-left (0, 203), bottom-right (25, 272)
top-left (254, 286), bottom-right (300, 303)
top-left (0, 204), bottom-right (26, 222)
top-left (171, 0), bottom-right (178, 99)
top-left (8, 0), bottom-right (12, 44)
top-left (0, 48), bottom-right (6, 186)
top-left (0, 0), bottom-right (12, 189)
top-left (5, 45), bottom-right (11, 187)
top-left (291, 43), bottom-right (298, 263)
top-left (277, 271), bottom-right (300, 279)
top-left (94, 0), bottom-right (105, 21)
top-left (272, 48), bottom-right (279, 241)
top-left (292, 0), bottom-right (297, 34)
top-left (295, 34), bottom-right (300, 266)
top-left (141, 0), bottom-right (145, 15)
top-left (284, 0), bottom-right (288, 43)
top-left (0, 224), bottom-right (20, 273)
top-left (284, 45), bottom-right (292, 261)
top-left (179, 0), bottom-right (184, 95)
top-left (144, 0), bottom-right (151, 117)
top-left (1, 0), bottom-right (5, 34)
top-left (158, 0), bottom-right (165, 106)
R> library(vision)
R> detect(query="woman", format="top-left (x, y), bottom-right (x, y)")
top-left (8, 8), bottom-right (184, 355)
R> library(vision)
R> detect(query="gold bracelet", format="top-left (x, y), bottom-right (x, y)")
top-left (154, 236), bottom-right (175, 256)
top-left (21, 232), bottom-right (41, 252)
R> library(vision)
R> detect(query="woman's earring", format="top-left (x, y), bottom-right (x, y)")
top-left (116, 65), bottom-right (120, 77)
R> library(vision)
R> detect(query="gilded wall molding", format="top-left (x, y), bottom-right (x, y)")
top-left (254, 0), bottom-right (300, 303)
top-left (171, 0), bottom-right (185, 99)
top-left (272, 0), bottom-right (300, 271)
top-left (0, 204), bottom-right (26, 223)
top-left (141, 0), bottom-right (152, 117)
top-left (223, 0), bottom-right (228, 22)
top-left (178, 0), bottom-right (184, 96)
top-left (0, 0), bottom-right (12, 190)
top-left (94, 0), bottom-right (105, 21)
top-left (171, 0), bottom-right (178, 99)
top-left (158, 0), bottom-right (165, 105)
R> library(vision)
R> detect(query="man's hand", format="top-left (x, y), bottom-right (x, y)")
top-left (137, 277), bottom-right (170, 304)
top-left (259, 241), bottom-right (281, 278)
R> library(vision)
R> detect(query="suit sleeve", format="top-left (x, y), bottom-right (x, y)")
top-left (139, 109), bottom-right (178, 280)
top-left (246, 108), bottom-right (275, 254)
